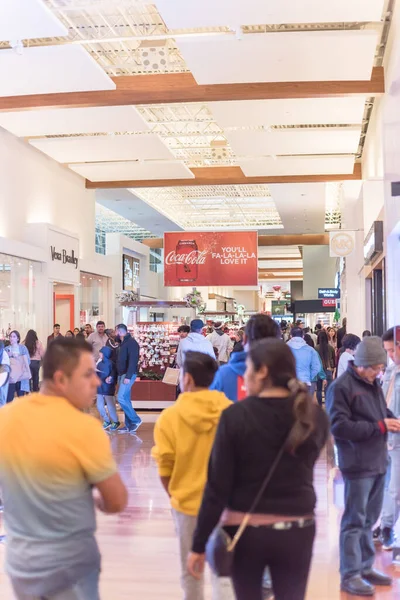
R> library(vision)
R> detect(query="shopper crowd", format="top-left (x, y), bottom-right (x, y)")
top-left (0, 314), bottom-right (399, 600)
top-left (0, 321), bottom-right (143, 435)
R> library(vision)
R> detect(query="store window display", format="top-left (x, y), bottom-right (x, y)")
top-left (0, 254), bottom-right (41, 340)
top-left (80, 273), bottom-right (108, 328)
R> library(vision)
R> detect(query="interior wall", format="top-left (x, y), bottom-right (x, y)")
top-left (0, 127), bottom-right (96, 260)
top-left (302, 246), bottom-right (337, 300)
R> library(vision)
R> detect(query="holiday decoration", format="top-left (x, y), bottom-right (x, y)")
top-left (237, 304), bottom-right (246, 320)
top-left (116, 290), bottom-right (139, 304)
top-left (183, 288), bottom-right (206, 313)
top-left (272, 285), bottom-right (282, 300)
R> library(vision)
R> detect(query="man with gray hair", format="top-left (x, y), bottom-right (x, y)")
top-left (327, 336), bottom-right (400, 597)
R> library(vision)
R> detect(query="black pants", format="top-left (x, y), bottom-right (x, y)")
top-left (7, 382), bottom-right (27, 403)
top-left (225, 522), bottom-right (316, 600)
top-left (316, 370), bottom-right (333, 406)
top-left (30, 360), bottom-right (41, 392)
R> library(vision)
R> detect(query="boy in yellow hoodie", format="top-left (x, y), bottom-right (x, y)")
top-left (152, 351), bottom-right (233, 600)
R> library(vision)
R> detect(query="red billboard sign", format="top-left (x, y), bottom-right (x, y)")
top-left (322, 298), bottom-right (336, 307)
top-left (164, 231), bottom-right (258, 287)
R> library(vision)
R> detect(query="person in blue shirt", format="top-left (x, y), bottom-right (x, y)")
top-left (211, 314), bottom-right (280, 402)
top-left (287, 328), bottom-right (321, 390)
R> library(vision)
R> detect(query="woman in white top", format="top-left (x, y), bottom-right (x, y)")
top-left (337, 334), bottom-right (361, 378)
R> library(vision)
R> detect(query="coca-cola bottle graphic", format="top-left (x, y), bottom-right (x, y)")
top-left (176, 239), bottom-right (198, 282)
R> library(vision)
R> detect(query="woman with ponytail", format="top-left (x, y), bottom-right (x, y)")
top-left (188, 338), bottom-right (329, 600)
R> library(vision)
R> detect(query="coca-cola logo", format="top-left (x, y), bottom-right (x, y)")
top-left (165, 250), bottom-right (207, 265)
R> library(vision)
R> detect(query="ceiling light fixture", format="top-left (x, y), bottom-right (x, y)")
top-left (10, 39), bottom-right (23, 56)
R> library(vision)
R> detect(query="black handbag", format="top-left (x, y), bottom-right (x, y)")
top-left (205, 426), bottom-right (294, 577)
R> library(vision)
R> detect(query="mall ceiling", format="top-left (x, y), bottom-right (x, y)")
top-left (0, 0), bottom-right (393, 280)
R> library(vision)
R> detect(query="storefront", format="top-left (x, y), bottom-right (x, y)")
top-left (364, 221), bottom-right (386, 336)
top-left (0, 224), bottom-right (115, 342)
top-left (80, 272), bottom-right (110, 327)
top-left (0, 253), bottom-right (43, 340)
top-left (293, 299), bottom-right (337, 328)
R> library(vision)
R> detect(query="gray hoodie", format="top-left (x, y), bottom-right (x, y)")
top-left (176, 332), bottom-right (216, 368)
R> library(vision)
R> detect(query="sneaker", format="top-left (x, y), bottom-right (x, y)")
top-left (129, 419), bottom-right (142, 434)
top-left (382, 527), bottom-right (395, 551)
top-left (108, 421), bottom-right (121, 432)
top-left (117, 426), bottom-right (129, 434)
top-left (102, 421), bottom-right (112, 430)
top-left (373, 526), bottom-right (382, 545)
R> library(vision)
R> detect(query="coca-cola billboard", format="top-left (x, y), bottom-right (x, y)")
top-left (164, 232), bottom-right (258, 287)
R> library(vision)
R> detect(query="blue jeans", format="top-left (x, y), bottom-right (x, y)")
top-left (12, 569), bottom-right (100, 600)
top-left (96, 394), bottom-right (118, 424)
top-left (382, 448), bottom-right (400, 529)
top-left (340, 474), bottom-right (386, 580)
top-left (117, 374), bottom-right (141, 429)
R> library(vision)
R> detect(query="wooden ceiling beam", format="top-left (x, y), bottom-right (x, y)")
top-left (142, 233), bottom-right (329, 249)
top-left (85, 162), bottom-right (362, 189)
top-left (258, 257), bottom-right (303, 262)
top-left (0, 68), bottom-right (384, 112)
top-left (259, 268), bottom-right (303, 274)
top-left (258, 275), bottom-right (303, 280)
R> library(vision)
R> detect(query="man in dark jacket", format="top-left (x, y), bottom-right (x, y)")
top-left (115, 324), bottom-right (142, 434)
top-left (336, 317), bottom-right (347, 350)
top-left (327, 336), bottom-right (400, 597)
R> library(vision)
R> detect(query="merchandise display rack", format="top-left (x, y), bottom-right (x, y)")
top-left (127, 321), bottom-right (181, 409)
top-left (132, 322), bottom-right (180, 375)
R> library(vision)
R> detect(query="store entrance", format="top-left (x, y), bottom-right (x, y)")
top-left (53, 283), bottom-right (75, 333)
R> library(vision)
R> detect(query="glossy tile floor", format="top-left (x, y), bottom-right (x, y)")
top-left (1, 412), bottom-right (400, 599)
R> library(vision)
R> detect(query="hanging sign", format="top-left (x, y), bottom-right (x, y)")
top-left (318, 288), bottom-right (340, 299)
top-left (329, 231), bottom-right (356, 258)
top-left (322, 299), bottom-right (337, 307)
top-left (164, 231), bottom-right (258, 287)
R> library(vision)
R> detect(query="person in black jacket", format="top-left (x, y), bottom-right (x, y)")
top-left (115, 324), bottom-right (142, 434)
top-left (188, 338), bottom-right (329, 600)
top-left (326, 336), bottom-right (400, 597)
top-left (336, 317), bottom-right (347, 350)
top-left (96, 346), bottom-right (120, 431)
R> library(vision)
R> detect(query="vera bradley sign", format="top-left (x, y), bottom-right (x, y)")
top-left (50, 246), bottom-right (78, 269)
top-left (164, 231), bottom-right (258, 287)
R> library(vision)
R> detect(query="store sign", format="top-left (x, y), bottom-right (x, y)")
top-left (329, 230), bottom-right (356, 258)
top-left (164, 231), bottom-right (258, 286)
top-left (322, 299), bottom-right (336, 307)
top-left (318, 288), bottom-right (340, 299)
top-left (47, 228), bottom-right (80, 284)
top-left (50, 246), bottom-right (78, 269)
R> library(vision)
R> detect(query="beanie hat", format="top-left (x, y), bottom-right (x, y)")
top-left (353, 336), bottom-right (387, 367)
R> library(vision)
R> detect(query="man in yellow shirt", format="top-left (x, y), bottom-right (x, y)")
top-left (0, 337), bottom-right (128, 600)
top-left (152, 351), bottom-right (233, 600)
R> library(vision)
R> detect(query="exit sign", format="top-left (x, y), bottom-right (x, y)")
top-left (322, 299), bottom-right (336, 307)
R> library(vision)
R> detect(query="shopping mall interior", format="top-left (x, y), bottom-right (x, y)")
top-left (1, 0), bottom-right (400, 599)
